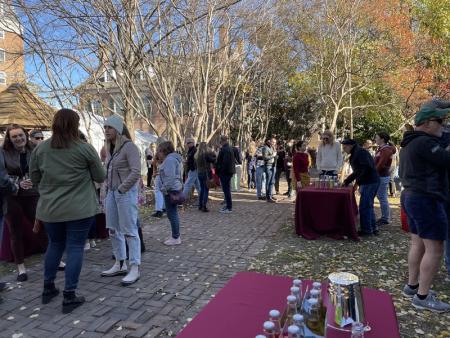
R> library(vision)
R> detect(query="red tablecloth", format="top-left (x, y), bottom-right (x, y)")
top-left (295, 186), bottom-right (359, 240)
top-left (0, 213), bottom-right (108, 262)
top-left (177, 272), bottom-right (400, 338)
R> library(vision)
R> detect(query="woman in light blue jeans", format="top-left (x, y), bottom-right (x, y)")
top-left (101, 115), bottom-right (141, 286)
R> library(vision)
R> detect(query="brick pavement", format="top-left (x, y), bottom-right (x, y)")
top-left (0, 189), bottom-right (292, 337)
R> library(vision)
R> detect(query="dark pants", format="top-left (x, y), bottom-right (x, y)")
top-left (163, 194), bottom-right (180, 239)
top-left (274, 168), bottom-right (284, 193)
top-left (220, 174), bottom-right (233, 210)
top-left (198, 172), bottom-right (209, 208)
top-left (5, 195), bottom-right (46, 264)
top-left (147, 167), bottom-right (153, 187)
top-left (286, 168), bottom-right (292, 196)
top-left (359, 182), bottom-right (379, 234)
top-left (247, 169), bottom-right (255, 189)
top-left (264, 166), bottom-right (276, 200)
top-left (44, 216), bottom-right (94, 291)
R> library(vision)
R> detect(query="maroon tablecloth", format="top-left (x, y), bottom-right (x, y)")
top-left (0, 213), bottom-right (108, 262)
top-left (177, 272), bottom-right (400, 338)
top-left (295, 186), bottom-right (359, 240)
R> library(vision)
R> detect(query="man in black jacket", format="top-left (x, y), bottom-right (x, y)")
top-left (399, 100), bottom-right (450, 312)
top-left (216, 135), bottom-right (235, 213)
top-left (0, 150), bottom-right (18, 301)
top-left (182, 138), bottom-right (201, 200)
top-left (342, 139), bottom-right (380, 236)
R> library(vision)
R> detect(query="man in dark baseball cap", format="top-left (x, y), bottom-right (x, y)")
top-left (29, 129), bottom-right (45, 146)
top-left (399, 99), bottom-right (450, 312)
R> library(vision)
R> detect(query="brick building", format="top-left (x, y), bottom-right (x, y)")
top-left (0, 2), bottom-right (25, 90)
top-left (77, 68), bottom-right (167, 135)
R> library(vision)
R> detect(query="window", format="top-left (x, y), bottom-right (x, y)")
top-left (89, 100), bottom-right (102, 114)
top-left (0, 71), bottom-right (6, 85)
top-left (143, 96), bottom-right (152, 117)
top-left (0, 30), bottom-right (5, 39)
top-left (0, 49), bottom-right (5, 62)
top-left (99, 68), bottom-right (116, 83)
top-left (108, 97), bottom-right (116, 113)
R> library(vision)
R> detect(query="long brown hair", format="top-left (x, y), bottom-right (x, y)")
top-left (3, 124), bottom-right (32, 151)
top-left (51, 108), bottom-right (80, 149)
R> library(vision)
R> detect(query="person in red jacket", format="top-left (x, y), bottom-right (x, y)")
top-left (292, 141), bottom-right (310, 190)
top-left (374, 132), bottom-right (396, 225)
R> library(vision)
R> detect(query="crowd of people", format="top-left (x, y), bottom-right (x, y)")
top-left (0, 99), bottom-right (448, 315)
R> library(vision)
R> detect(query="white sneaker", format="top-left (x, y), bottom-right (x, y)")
top-left (84, 242), bottom-right (90, 251)
top-left (101, 261), bottom-right (128, 277)
top-left (121, 265), bottom-right (140, 286)
top-left (89, 240), bottom-right (96, 248)
top-left (164, 237), bottom-right (181, 246)
top-left (219, 207), bottom-right (232, 214)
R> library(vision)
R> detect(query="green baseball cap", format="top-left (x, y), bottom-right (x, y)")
top-left (415, 100), bottom-right (450, 125)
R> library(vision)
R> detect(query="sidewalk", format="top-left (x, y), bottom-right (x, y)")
top-left (0, 189), bottom-right (292, 337)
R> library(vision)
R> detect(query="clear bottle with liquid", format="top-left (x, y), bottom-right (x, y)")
top-left (269, 309), bottom-right (282, 337)
top-left (290, 286), bottom-right (301, 311)
top-left (263, 321), bottom-right (276, 337)
top-left (287, 325), bottom-right (301, 338)
top-left (285, 295), bottom-right (298, 329)
top-left (305, 298), bottom-right (324, 336)
top-left (292, 314), bottom-right (305, 337)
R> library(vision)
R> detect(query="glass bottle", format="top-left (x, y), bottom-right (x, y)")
top-left (263, 321), bottom-right (276, 337)
top-left (269, 309), bottom-right (282, 337)
top-left (312, 282), bottom-right (322, 304)
top-left (306, 298), bottom-right (323, 336)
top-left (292, 314), bottom-right (305, 337)
top-left (287, 325), bottom-right (301, 338)
top-left (290, 286), bottom-right (301, 311)
top-left (351, 322), bottom-right (365, 338)
top-left (286, 295), bottom-right (298, 327)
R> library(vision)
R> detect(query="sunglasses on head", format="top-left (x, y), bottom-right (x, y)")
top-left (33, 137), bottom-right (44, 140)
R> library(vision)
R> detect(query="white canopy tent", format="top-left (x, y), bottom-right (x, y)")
top-left (78, 112), bottom-right (158, 175)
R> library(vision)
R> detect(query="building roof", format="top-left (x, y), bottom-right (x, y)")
top-left (0, 83), bottom-right (55, 129)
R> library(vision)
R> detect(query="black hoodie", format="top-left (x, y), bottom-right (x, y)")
top-left (343, 144), bottom-right (379, 186)
top-left (399, 131), bottom-right (450, 201)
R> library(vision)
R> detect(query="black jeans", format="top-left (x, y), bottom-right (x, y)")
top-left (247, 169), bottom-right (255, 189)
top-left (286, 168), bottom-right (292, 195)
top-left (220, 174), bottom-right (233, 210)
top-left (274, 168), bottom-right (284, 193)
top-left (147, 167), bottom-right (153, 187)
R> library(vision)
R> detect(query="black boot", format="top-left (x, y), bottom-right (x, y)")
top-left (138, 227), bottom-right (146, 253)
top-left (42, 281), bottom-right (59, 304)
top-left (62, 290), bottom-right (85, 314)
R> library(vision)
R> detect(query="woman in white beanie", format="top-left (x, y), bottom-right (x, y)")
top-left (100, 114), bottom-right (142, 286)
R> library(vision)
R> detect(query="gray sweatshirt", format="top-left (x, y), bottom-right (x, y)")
top-left (159, 153), bottom-right (183, 194)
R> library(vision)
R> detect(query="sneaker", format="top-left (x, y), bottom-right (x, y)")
top-left (219, 207), bottom-right (232, 214)
top-left (89, 240), bottom-right (96, 248)
top-left (84, 242), bottom-right (90, 251)
top-left (257, 196), bottom-right (265, 200)
top-left (164, 237), bottom-right (181, 246)
top-left (121, 265), bottom-right (140, 286)
top-left (267, 198), bottom-right (276, 203)
top-left (152, 211), bottom-right (163, 218)
top-left (412, 293), bottom-right (450, 313)
top-left (101, 262), bottom-right (128, 277)
top-left (376, 219), bottom-right (390, 226)
top-left (402, 284), bottom-right (437, 298)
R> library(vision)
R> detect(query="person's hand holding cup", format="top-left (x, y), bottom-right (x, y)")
top-left (19, 174), bottom-right (33, 190)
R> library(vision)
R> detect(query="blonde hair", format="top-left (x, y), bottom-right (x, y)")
top-left (321, 130), bottom-right (335, 145)
top-left (248, 141), bottom-right (257, 156)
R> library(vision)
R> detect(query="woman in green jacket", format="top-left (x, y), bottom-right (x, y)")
top-left (30, 109), bottom-right (105, 314)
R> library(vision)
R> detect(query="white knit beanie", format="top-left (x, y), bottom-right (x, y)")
top-left (104, 114), bottom-right (124, 134)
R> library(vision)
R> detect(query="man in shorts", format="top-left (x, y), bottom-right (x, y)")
top-left (400, 100), bottom-right (450, 312)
